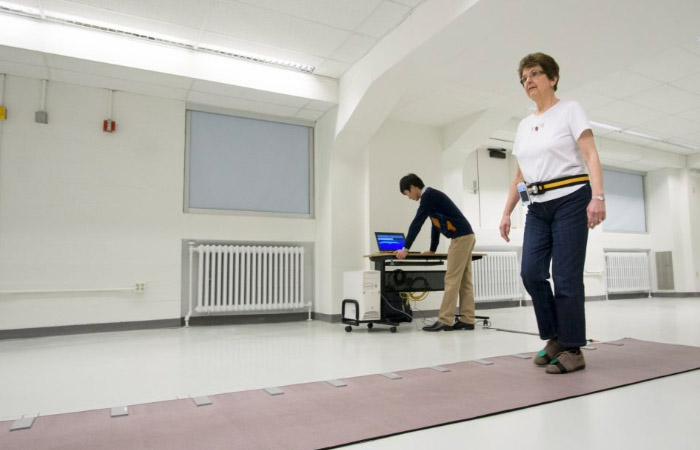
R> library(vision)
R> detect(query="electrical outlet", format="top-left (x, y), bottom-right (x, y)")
top-left (134, 283), bottom-right (146, 292)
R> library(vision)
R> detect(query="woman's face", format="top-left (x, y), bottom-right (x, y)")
top-left (520, 65), bottom-right (556, 99)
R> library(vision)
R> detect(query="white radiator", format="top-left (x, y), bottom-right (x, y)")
top-left (605, 252), bottom-right (651, 294)
top-left (187, 244), bottom-right (309, 324)
top-left (473, 251), bottom-right (522, 303)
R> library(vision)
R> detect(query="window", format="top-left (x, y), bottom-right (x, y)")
top-left (602, 169), bottom-right (646, 233)
top-left (185, 109), bottom-right (313, 216)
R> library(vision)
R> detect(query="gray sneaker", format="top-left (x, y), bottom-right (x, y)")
top-left (534, 339), bottom-right (564, 366)
top-left (546, 350), bottom-right (586, 374)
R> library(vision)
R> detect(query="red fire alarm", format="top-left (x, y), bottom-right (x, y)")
top-left (103, 119), bottom-right (116, 133)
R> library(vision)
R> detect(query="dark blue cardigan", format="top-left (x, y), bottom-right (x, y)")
top-left (404, 187), bottom-right (474, 252)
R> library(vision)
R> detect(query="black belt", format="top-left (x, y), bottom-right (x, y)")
top-left (527, 175), bottom-right (589, 196)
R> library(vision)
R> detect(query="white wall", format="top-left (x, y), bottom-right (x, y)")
top-left (646, 168), bottom-right (698, 292)
top-left (366, 120), bottom-right (446, 311)
top-left (0, 75), bottom-right (316, 330)
top-left (690, 172), bottom-right (700, 291)
top-left (1, 75), bottom-right (697, 333)
top-left (362, 120), bottom-right (700, 304)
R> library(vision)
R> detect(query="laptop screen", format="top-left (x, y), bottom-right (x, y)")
top-left (375, 232), bottom-right (406, 252)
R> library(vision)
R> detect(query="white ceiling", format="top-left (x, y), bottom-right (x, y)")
top-left (0, 0), bottom-right (699, 169)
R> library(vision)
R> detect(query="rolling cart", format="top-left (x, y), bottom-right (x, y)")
top-left (341, 298), bottom-right (400, 333)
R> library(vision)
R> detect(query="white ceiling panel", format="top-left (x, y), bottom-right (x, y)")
top-left (205, 1), bottom-right (349, 58)
top-left (557, 88), bottom-right (617, 112)
top-left (626, 47), bottom-right (700, 83)
top-left (634, 115), bottom-right (700, 139)
top-left (355, 1), bottom-right (410, 38)
top-left (0, 0), bottom-right (697, 164)
top-left (671, 72), bottom-right (700, 97)
top-left (647, 140), bottom-right (697, 154)
top-left (393, 0), bottom-right (424, 7)
top-left (1, 0), bottom-right (40, 9)
top-left (581, 70), bottom-right (663, 99)
top-left (676, 131), bottom-right (700, 146)
top-left (42, 0), bottom-right (203, 42)
top-left (235, 0), bottom-right (383, 31)
top-left (49, 0), bottom-right (210, 30)
top-left (588, 101), bottom-right (666, 127)
top-left (680, 38), bottom-right (700, 56)
top-left (627, 84), bottom-right (700, 115)
top-left (198, 32), bottom-right (324, 69)
top-left (391, 85), bottom-right (504, 126)
top-left (677, 107), bottom-right (700, 124)
top-left (330, 33), bottom-right (377, 64)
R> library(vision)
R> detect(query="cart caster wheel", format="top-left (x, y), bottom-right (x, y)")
top-left (367, 323), bottom-right (374, 329)
top-left (483, 320), bottom-right (491, 328)
top-left (345, 326), bottom-right (352, 332)
top-left (390, 327), bottom-right (397, 333)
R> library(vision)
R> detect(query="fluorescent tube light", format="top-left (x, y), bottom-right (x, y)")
top-left (0, 2), bottom-right (315, 73)
top-left (589, 120), bottom-right (698, 152)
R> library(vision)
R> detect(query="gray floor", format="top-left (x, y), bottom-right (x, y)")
top-left (1, 298), bottom-right (700, 449)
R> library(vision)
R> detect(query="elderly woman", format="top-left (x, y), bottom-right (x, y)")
top-left (499, 52), bottom-right (606, 374)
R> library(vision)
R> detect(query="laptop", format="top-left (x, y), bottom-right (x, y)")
top-left (375, 232), bottom-right (407, 252)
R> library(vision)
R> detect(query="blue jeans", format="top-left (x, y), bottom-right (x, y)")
top-left (521, 184), bottom-right (591, 347)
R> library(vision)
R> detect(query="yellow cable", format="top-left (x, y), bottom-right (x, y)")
top-left (400, 291), bottom-right (428, 302)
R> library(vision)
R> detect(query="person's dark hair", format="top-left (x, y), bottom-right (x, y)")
top-left (518, 52), bottom-right (560, 91)
top-left (399, 173), bottom-right (424, 193)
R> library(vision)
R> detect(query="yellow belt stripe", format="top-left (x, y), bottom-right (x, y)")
top-left (542, 176), bottom-right (589, 190)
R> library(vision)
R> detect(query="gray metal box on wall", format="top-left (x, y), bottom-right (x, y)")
top-left (655, 251), bottom-right (674, 291)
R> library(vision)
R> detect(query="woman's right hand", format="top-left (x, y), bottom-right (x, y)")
top-left (499, 215), bottom-right (511, 242)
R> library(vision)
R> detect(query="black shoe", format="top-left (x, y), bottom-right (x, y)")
top-left (422, 321), bottom-right (454, 332)
top-left (453, 320), bottom-right (475, 330)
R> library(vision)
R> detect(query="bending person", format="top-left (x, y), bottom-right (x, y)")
top-left (397, 174), bottom-right (476, 332)
top-left (500, 52), bottom-right (606, 374)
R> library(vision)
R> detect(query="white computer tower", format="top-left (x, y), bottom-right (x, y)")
top-left (343, 270), bottom-right (381, 321)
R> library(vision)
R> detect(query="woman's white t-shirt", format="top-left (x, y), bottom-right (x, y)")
top-left (512, 100), bottom-right (591, 203)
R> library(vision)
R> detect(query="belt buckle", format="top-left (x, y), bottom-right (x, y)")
top-left (527, 184), bottom-right (539, 196)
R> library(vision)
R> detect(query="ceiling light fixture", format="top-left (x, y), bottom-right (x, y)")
top-left (0, 1), bottom-right (316, 74)
top-left (589, 120), bottom-right (698, 152)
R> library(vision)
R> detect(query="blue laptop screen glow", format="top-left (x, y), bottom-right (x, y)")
top-left (375, 232), bottom-right (406, 251)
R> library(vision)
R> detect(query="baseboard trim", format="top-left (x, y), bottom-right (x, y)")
top-left (183, 312), bottom-right (311, 326)
top-left (652, 292), bottom-right (700, 298)
top-left (0, 319), bottom-right (180, 341)
top-left (607, 292), bottom-right (651, 300)
top-left (521, 295), bottom-right (608, 307)
top-left (476, 300), bottom-right (522, 310)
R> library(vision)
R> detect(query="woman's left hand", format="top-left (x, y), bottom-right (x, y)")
top-left (587, 199), bottom-right (606, 229)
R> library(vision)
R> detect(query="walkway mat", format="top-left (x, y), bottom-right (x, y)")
top-left (2, 338), bottom-right (700, 449)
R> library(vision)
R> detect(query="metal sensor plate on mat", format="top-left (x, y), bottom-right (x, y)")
top-left (193, 396), bottom-right (212, 406)
top-left (264, 387), bottom-right (285, 396)
top-left (472, 359), bottom-right (494, 365)
top-left (111, 407), bottom-right (128, 417)
top-left (381, 372), bottom-right (402, 380)
top-left (11, 416), bottom-right (37, 431)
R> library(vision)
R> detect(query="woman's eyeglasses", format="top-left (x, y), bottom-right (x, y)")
top-left (520, 69), bottom-right (545, 85)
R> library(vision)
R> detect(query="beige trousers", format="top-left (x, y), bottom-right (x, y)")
top-left (438, 234), bottom-right (476, 325)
